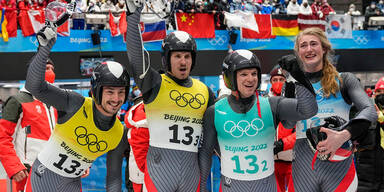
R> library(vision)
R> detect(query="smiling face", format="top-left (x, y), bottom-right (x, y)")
top-left (169, 51), bottom-right (192, 80)
top-left (96, 86), bottom-right (126, 116)
top-left (297, 34), bottom-right (325, 73)
top-left (236, 68), bottom-right (258, 98)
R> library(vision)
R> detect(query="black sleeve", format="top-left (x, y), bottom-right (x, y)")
top-left (269, 84), bottom-right (318, 127)
top-left (341, 73), bottom-right (377, 140)
top-left (198, 105), bottom-right (217, 192)
top-left (106, 128), bottom-right (129, 192)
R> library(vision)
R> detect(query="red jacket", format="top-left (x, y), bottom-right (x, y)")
top-left (0, 89), bottom-right (57, 179)
top-left (124, 102), bottom-right (149, 173)
top-left (275, 123), bottom-right (296, 162)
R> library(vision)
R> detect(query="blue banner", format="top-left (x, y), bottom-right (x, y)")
top-left (0, 30), bottom-right (383, 52)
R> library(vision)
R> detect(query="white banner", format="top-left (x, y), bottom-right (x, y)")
top-left (326, 14), bottom-right (352, 39)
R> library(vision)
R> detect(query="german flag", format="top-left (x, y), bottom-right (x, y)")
top-left (272, 14), bottom-right (299, 36)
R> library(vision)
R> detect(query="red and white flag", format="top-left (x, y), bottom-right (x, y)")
top-left (57, 20), bottom-right (70, 36)
top-left (109, 11), bottom-right (127, 37)
top-left (18, 9), bottom-right (45, 37)
top-left (298, 14), bottom-right (326, 31)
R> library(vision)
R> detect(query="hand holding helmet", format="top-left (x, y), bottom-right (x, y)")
top-left (306, 116), bottom-right (353, 161)
top-left (278, 54), bottom-right (315, 96)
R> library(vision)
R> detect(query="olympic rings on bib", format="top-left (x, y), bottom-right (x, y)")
top-left (75, 126), bottom-right (108, 153)
top-left (169, 90), bottom-right (206, 109)
top-left (223, 118), bottom-right (264, 138)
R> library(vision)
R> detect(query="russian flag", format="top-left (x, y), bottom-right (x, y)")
top-left (140, 20), bottom-right (166, 42)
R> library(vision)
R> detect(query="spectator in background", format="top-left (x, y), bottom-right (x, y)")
top-left (87, 0), bottom-right (101, 13)
top-left (184, 0), bottom-right (196, 12)
top-left (244, 0), bottom-right (255, 12)
top-left (272, 0), bottom-right (284, 14)
top-left (355, 77), bottom-right (384, 192)
top-left (229, 0), bottom-right (243, 13)
top-left (124, 87), bottom-right (149, 192)
top-left (115, 0), bottom-right (126, 12)
top-left (287, 0), bottom-right (300, 15)
top-left (0, 0), bottom-right (17, 11)
top-left (100, 0), bottom-right (116, 12)
top-left (268, 66), bottom-right (296, 192)
top-left (299, 0), bottom-right (312, 15)
top-left (261, 0), bottom-right (273, 14)
top-left (206, 0), bottom-right (229, 29)
top-left (17, 0), bottom-right (32, 10)
top-left (0, 59), bottom-right (57, 192)
top-left (195, 0), bottom-right (208, 13)
top-left (311, 0), bottom-right (334, 18)
top-left (378, 0), bottom-right (384, 13)
top-left (345, 3), bottom-right (361, 16)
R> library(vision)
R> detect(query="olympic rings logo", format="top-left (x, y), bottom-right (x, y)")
top-left (208, 35), bottom-right (227, 46)
top-left (75, 126), bottom-right (108, 153)
top-left (353, 35), bottom-right (369, 45)
top-left (169, 90), bottom-right (206, 109)
top-left (223, 118), bottom-right (264, 138)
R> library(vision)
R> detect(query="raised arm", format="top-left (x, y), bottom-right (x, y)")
top-left (25, 27), bottom-right (83, 113)
top-left (198, 106), bottom-right (218, 192)
top-left (341, 72), bottom-right (377, 140)
top-left (126, 8), bottom-right (161, 96)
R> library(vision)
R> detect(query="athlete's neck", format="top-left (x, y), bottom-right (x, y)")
top-left (166, 72), bottom-right (193, 87)
top-left (93, 102), bottom-right (115, 131)
top-left (304, 70), bottom-right (322, 84)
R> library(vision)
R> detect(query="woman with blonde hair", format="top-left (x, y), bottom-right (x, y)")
top-left (290, 27), bottom-right (377, 192)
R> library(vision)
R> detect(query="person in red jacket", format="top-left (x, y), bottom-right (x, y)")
top-left (268, 66), bottom-right (296, 192)
top-left (124, 86), bottom-right (149, 192)
top-left (0, 59), bottom-right (57, 192)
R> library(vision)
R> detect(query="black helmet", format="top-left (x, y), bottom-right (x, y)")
top-left (91, 61), bottom-right (130, 105)
top-left (161, 31), bottom-right (197, 72)
top-left (222, 49), bottom-right (261, 91)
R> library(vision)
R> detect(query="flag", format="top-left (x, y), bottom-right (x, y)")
top-left (0, 8), bottom-right (9, 42)
top-left (109, 12), bottom-right (127, 37)
top-left (272, 14), bottom-right (299, 36)
top-left (325, 14), bottom-right (352, 39)
top-left (18, 9), bottom-right (45, 37)
top-left (224, 11), bottom-right (259, 32)
top-left (241, 14), bottom-right (276, 39)
top-left (176, 13), bottom-right (215, 38)
top-left (140, 20), bottom-right (166, 42)
top-left (298, 14), bottom-right (326, 31)
top-left (5, 10), bottom-right (17, 37)
top-left (57, 20), bottom-right (70, 36)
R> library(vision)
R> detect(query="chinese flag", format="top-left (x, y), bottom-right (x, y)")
top-left (176, 13), bottom-right (215, 38)
top-left (241, 14), bottom-right (276, 39)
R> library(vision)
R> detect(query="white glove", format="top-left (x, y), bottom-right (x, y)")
top-left (37, 26), bottom-right (57, 46)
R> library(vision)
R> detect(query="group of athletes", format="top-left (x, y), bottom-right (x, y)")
top-left (1, 1), bottom-right (377, 191)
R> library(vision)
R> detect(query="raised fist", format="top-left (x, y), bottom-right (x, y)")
top-left (37, 25), bottom-right (57, 47)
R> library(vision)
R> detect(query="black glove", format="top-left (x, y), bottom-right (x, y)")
top-left (306, 116), bottom-right (347, 160)
top-left (284, 81), bottom-right (296, 98)
top-left (273, 139), bottom-right (284, 155)
top-left (278, 54), bottom-right (315, 96)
